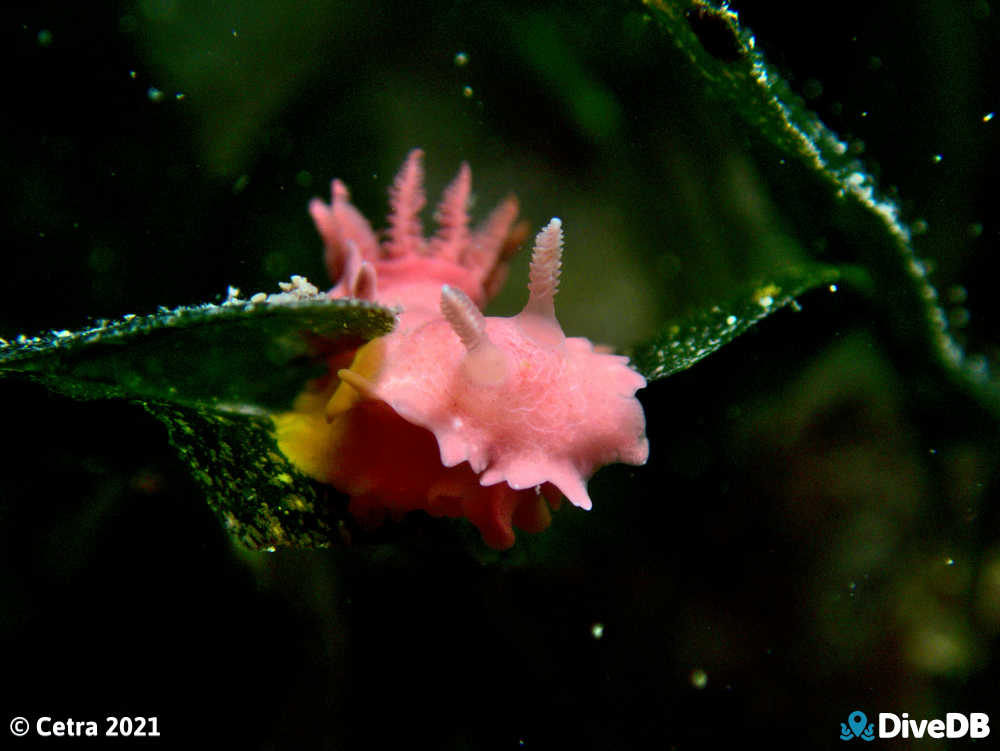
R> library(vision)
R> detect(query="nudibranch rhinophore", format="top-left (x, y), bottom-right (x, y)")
top-left (274, 150), bottom-right (648, 549)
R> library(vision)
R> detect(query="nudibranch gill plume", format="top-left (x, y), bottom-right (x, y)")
top-left (274, 150), bottom-right (648, 549)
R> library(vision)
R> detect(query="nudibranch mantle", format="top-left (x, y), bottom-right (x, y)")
top-left (275, 149), bottom-right (648, 549)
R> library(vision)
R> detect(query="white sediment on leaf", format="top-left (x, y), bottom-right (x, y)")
top-left (223, 275), bottom-right (325, 306)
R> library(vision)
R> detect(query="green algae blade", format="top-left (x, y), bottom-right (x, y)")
top-left (0, 297), bottom-right (395, 412)
top-left (0, 295), bottom-right (395, 551)
top-left (145, 402), bottom-right (346, 551)
top-left (641, 0), bottom-right (988, 402)
top-left (631, 264), bottom-right (869, 381)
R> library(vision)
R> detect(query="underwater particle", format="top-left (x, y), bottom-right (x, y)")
top-left (690, 668), bottom-right (708, 689)
top-left (912, 218), bottom-right (929, 235)
top-left (453, 51), bottom-right (469, 67)
top-left (296, 170), bottom-right (313, 188)
top-left (754, 283), bottom-right (779, 309)
top-left (462, 85), bottom-right (474, 98)
top-left (129, 70), bottom-right (137, 79)
top-left (684, 5), bottom-right (745, 62)
top-left (232, 174), bottom-right (250, 194)
top-left (590, 622), bottom-right (605, 640)
top-left (867, 55), bottom-right (883, 71)
top-left (147, 87), bottom-right (164, 103)
top-left (36, 29), bottom-right (53, 47)
top-left (175, 92), bottom-right (185, 101)
top-left (931, 153), bottom-right (943, 164)
top-left (828, 283), bottom-right (838, 293)
top-left (968, 222), bottom-right (984, 238)
top-left (983, 112), bottom-right (994, 123)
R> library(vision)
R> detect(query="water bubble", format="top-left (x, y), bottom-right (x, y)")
top-left (147, 87), bottom-right (165, 103)
top-left (453, 51), bottom-right (469, 67)
top-left (462, 85), bottom-right (474, 98)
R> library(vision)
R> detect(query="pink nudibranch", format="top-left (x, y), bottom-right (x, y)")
top-left (274, 150), bottom-right (648, 549)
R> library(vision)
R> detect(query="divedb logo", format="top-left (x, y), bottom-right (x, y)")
top-left (840, 710), bottom-right (990, 741)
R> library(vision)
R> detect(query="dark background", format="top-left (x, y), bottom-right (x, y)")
top-left (2, 1), bottom-right (998, 748)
